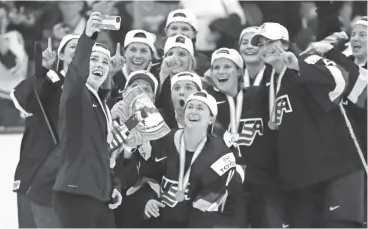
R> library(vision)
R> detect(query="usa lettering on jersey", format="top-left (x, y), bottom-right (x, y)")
top-left (276, 95), bottom-right (293, 125)
top-left (238, 118), bottom-right (264, 146)
top-left (160, 176), bottom-right (190, 208)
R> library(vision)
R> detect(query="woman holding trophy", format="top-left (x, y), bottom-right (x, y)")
top-left (110, 70), bottom-right (163, 228)
top-left (142, 91), bottom-right (246, 228)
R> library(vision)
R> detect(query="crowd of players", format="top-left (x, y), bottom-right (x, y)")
top-left (10, 5), bottom-right (367, 229)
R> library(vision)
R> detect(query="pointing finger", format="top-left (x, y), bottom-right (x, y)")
top-left (275, 43), bottom-right (285, 54)
top-left (116, 42), bottom-right (121, 57)
top-left (47, 37), bottom-right (52, 52)
top-left (299, 45), bottom-right (313, 56)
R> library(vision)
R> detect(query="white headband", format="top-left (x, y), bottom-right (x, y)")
top-left (171, 71), bottom-right (203, 90)
top-left (92, 43), bottom-right (111, 59)
top-left (239, 26), bottom-right (259, 43)
top-left (185, 91), bottom-right (218, 117)
top-left (354, 19), bottom-right (368, 27)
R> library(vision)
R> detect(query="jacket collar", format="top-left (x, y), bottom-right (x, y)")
top-left (86, 83), bottom-right (112, 134)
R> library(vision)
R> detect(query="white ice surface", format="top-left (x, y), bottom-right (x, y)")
top-left (0, 134), bottom-right (22, 228)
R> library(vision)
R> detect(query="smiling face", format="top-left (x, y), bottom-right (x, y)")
top-left (184, 99), bottom-right (213, 129)
top-left (350, 24), bottom-right (367, 61)
top-left (165, 47), bottom-right (193, 74)
top-left (125, 42), bottom-right (152, 73)
top-left (59, 38), bottom-right (78, 67)
top-left (166, 21), bottom-right (196, 40)
top-left (171, 80), bottom-right (200, 114)
top-left (211, 58), bottom-right (241, 94)
top-left (87, 52), bottom-right (110, 90)
top-left (239, 32), bottom-right (262, 64)
top-left (257, 37), bottom-right (287, 65)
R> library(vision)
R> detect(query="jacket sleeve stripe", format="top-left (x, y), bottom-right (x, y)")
top-left (10, 89), bottom-right (32, 117)
top-left (192, 190), bottom-right (228, 212)
top-left (326, 65), bottom-right (348, 103)
top-left (46, 70), bottom-right (60, 83)
top-left (347, 67), bottom-right (367, 108)
top-left (235, 164), bottom-right (245, 183)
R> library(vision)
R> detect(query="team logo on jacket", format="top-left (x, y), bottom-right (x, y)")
top-left (160, 176), bottom-right (190, 208)
top-left (275, 95), bottom-right (293, 125)
top-left (238, 118), bottom-right (263, 146)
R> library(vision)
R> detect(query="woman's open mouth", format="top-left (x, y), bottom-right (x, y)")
top-left (179, 99), bottom-right (185, 107)
top-left (92, 69), bottom-right (103, 77)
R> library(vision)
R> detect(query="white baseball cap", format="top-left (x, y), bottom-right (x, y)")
top-left (92, 43), bottom-right (111, 60)
top-left (251, 22), bottom-right (289, 46)
top-left (171, 71), bottom-right (203, 90)
top-left (164, 35), bottom-right (194, 57)
top-left (353, 16), bottom-right (368, 27)
top-left (211, 48), bottom-right (244, 70)
top-left (57, 34), bottom-right (80, 57)
top-left (239, 26), bottom-right (259, 43)
top-left (125, 70), bottom-right (158, 95)
top-left (124, 30), bottom-right (157, 54)
top-left (166, 9), bottom-right (198, 31)
top-left (185, 90), bottom-right (218, 117)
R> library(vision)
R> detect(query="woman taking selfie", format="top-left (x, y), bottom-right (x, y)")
top-left (156, 34), bottom-right (197, 128)
top-left (52, 12), bottom-right (122, 227)
top-left (141, 91), bottom-right (245, 228)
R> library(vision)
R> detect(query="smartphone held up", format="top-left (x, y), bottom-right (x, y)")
top-left (95, 15), bottom-right (121, 31)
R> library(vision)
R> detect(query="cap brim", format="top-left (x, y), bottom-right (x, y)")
top-left (250, 34), bottom-right (264, 46)
top-left (126, 74), bottom-right (157, 94)
top-left (251, 32), bottom-right (289, 46)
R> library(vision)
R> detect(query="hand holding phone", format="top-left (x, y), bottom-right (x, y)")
top-left (95, 15), bottom-right (121, 31)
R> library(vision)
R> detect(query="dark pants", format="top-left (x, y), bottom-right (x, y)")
top-left (244, 183), bottom-right (287, 228)
top-left (114, 185), bottom-right (160, 228)
top-left (285, 170), bottom-right (365, 228)
top-left (363, 172), bottom-right (367, 227)
top-left (17, 193), bottom-right (36, 228)
top-left (30, 201), bottom-right (60, 228)
top-left (52, 192), bottom-right (115, 228)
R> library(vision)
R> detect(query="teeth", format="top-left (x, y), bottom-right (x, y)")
top-left (132, 61), bottom-right (143, 65)
top-left (93, 70), bottom-right (103, 76)
top-left (218, 78), bottom-right (228, 83)
top-left (189, 117), bottom-right (199, 121)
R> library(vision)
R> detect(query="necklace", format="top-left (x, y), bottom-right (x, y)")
top-left (226, 90), bottom-right (243, 134)
top-left (176, 131), bottom-right (207, 202)
top-left (268, 66), bottom-right (287, 130)
top-left (243, 65), bottom-right (266, 88)
top-left (225, 91), bottom-right (243, 157)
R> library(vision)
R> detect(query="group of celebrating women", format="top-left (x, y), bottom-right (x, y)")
top-left (11, 7), bottom-right (367, 229)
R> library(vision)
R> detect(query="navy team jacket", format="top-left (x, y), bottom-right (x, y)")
top-left (53, 31), bottom-right (120, 202)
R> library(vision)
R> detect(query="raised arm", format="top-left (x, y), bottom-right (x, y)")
top-left (277, 47), bottom-right (352, 112)
top-left (10, 38), bottom-right (59, 115)
top-left (62, 12), bottom-right (103, 99)
top-left (325, 47), bottom-right (367, 109)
